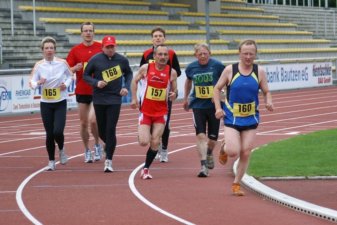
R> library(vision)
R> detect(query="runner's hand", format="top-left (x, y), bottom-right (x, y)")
top-left (215, 108), bottom-right (224, 119)
top-left (130, 99), bottom-right (138, 109)
top-left (120, 88), bottom-right (128, 96)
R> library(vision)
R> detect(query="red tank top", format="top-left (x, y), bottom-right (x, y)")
top-left (140, 63), bottom-right (171, 117)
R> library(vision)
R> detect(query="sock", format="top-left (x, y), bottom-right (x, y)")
top-left (207, 148), bottom-right (212, 155)
top-left (144, 147), bottom-right (157, 168)
top-left (201, 160), bottom-right (207, 166)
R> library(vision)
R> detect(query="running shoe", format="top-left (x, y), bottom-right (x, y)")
top-left (155, 144), bottom-right (162, 160)
top-left (219, 141), bottom-right (228, 165)
top-left (206, 154), bottom-right (214, 169)
top-left (232, 183), bottom-right (245, 196)
top-left (160, 149), bottom-right (168, 163)
top-left (59, 149), bottom-right (68, 165)
top-left (46, 160), bottom-right (56, 171)
top-left (93, 144), bottom-right (102, 161)
top-left (140, 168), bottom-right (153, 179)
top-left (84, 149), bottom-right (93, 163)
top-left (104, 159), bottom-right (113, 172)
top-left (197, 165), bottom-right (208, 177)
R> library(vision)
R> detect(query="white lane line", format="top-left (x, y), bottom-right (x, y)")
top-left (16, 152), bottom-right (89, 225)
top-left (16, 166), bottom-right (46, 225)
top-left (0, 191), bottom-right (16, 193)
top-left (128, 145), bottom-right (196, 225)
top-left (259, 119), bottom-right (337, 134)
top-left (16, 132), bottom-right (197, 225)
top-left (285, 131), bottom-right (300, 135)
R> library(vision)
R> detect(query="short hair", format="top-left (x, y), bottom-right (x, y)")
top-left (80, 21), bottom-right (95, 32)
top-left (151, 27), bottom-right (166, 38)
top-left (194, 43), bottom-right (210, 54)
top-left (153, 44), bottom-right (168, 54)
top-left (238, 39), bottom-right (257, 52)
top-left (41, 36), bottom-right (56, 50)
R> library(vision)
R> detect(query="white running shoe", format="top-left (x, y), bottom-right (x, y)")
top-left (140, 168), bottom-right (152, 179)
top-left (155, 144), bottom-right (162, 160)
top-left (93, 144), bottom-right (102, 161)
top-left (59, 149), bottom-right (68, 165)
top-left (160, 149), bottom-right (168, 163)
top-left (84, 149), bottom-right (93, 163)
top-left (46, 160), bottom-right (56, 171)
top-left (104, 159), bottom-right (113, 172)
top-left (197, 165), bottom-right (209, 177)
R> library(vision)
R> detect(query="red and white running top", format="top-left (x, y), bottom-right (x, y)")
top-left (139, 62), bottom-right (171, 117)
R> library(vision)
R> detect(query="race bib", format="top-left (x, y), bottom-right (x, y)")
top-left (102, 65), bottom-right (122, 82)
top-left (42, 88), bottom-right (61, 100)
top-left (146, 86), bottom-right (166, 101)
top-left (233, 102), bottom-right (256, 117)
top-left (195, 85), bottom-right (213, 99)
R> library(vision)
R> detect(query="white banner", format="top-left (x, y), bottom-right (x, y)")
top-left (0, 61), bottom-right (334, 115)
top-left (0, 76), bottom-right (12, 113)
top-left (265, 62), bottom-right (332, 91)
top-left (0, 74), bottom-right (77, 115)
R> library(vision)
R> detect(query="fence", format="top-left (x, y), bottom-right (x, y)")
top-left (249, 0), bottom-right (331, 7)
top-left (0, 28), bottom-right (3, 65)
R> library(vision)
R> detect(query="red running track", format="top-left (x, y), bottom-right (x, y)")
top-left (1, 86), bottom-right (336, 225)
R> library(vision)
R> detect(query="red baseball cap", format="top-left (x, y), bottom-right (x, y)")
top-left (102, 35), bottom-right (117, 47)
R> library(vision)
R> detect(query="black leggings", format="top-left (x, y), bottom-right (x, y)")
top-left (94, 104), bottom-right (121, 160)
top-left (40, 100), bottom-right (67, 161)
top-left (161, 99), bottom-right (172, 149)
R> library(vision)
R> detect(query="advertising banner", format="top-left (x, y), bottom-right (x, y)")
top-left (265, 62), bottom-right (332, 91)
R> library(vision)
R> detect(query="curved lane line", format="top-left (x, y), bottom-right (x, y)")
top-left (15, 141), bottom-right (139, 225)
top-left (128, 145), bottom-right (196, 225)
top-left (233, 149), bottom-right (337, 223)
top-left (16, 154), bottom-right (81, 225)
top-left (16, 167), bottom-right (44, 225)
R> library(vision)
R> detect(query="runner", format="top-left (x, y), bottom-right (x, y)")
top-left (131, 45), bottom-right (178, 179)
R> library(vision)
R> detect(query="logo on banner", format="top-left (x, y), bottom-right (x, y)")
top-left (15, 77), bottom-right (31, 99)
top-left (313, 64), bottom-right (332, 84)
top-left (0, 86), bottom-right (11, 111)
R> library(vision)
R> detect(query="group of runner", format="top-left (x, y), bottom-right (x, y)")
top-left (29, 22), bottom-right (273, 196)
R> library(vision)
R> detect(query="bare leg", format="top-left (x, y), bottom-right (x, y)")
top-left (233, 129), bottom-right (256, 183)
top-left (89, 103), bottom-right (100, 146)
top-left (150, 123), bottom-right (165, 150)
top-left (196, 133), bottom-right (208, 161)
top-left (78, 103), bottom-right (90, 150)
top-left (138, 124), bottom-right (151, 147)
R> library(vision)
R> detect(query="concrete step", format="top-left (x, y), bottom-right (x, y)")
top-left (8, 0), bottom-right (150, 11)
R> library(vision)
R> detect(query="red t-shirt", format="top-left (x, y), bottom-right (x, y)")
top-left (140, 63), bottom-right (171, 117)
top-left (66, 42), bottom-right (102, 95)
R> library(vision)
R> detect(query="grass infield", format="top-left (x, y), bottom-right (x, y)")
top-left (247, 128), bottom-right (337, 178)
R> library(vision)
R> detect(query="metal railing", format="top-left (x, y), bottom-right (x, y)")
top-left (0, 28), bottom-right (3, 65)
top-left (250, 0), bottom-right (329, 7)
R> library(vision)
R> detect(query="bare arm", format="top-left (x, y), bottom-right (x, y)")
top-left (258, 66), bottom-right (273, 112)
top-left (213, 65), bottom-right (232, 119)
top-left (130, 64), bottom-right (148, 109)
top-left (169, 69), bottom-right (178, 101)
top-left (183, 78), bottom-right (192, 111)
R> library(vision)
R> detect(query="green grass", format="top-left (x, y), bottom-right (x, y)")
top-left (247, 128), bottom-right (337, 178)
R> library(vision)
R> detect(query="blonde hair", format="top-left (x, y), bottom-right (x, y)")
top-left (41, 36), bottom-right (56, 50)
top-left (194, 43), bottom-right (210, 54)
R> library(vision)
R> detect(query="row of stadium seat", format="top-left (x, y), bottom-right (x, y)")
top-left (2, 0), bottom-right (337, 69)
